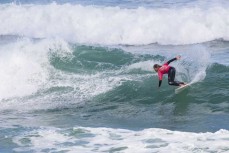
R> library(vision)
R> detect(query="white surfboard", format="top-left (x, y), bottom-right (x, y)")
top-left (175, 83), bottom-right (190, 94)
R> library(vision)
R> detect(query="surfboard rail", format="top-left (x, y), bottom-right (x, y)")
top-left (175, 83), bottom-right (190, 94)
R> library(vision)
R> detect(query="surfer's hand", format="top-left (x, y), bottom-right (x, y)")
top-left (176, 55), bottom-right (181, 60)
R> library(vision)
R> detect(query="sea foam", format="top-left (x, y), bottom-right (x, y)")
top-left (13, 126), bottom-right (229, 153)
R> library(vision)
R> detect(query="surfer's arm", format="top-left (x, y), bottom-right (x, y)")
top-left (166, 55), bottom-right (181, 65)
top-left (158, 71), bottom-right (163, 87)
top-left (166, 58), bottom-right (177, 65)
top-left (158, 80), bottom-right (162, 87)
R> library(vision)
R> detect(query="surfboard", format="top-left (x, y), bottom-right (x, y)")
top-left (175, 83), bottom-right (190, 94)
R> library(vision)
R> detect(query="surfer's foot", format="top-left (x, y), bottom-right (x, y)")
top-left (179, 83), bottom-right (186, 87)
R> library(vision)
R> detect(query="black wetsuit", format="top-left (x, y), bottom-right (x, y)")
top-left (168, 67), bottom-right (183, 86)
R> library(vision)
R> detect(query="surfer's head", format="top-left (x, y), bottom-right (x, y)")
top-left (153, 64), bottom-right (161, 72)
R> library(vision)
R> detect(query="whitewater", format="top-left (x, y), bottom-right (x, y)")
top-left (0, 0), bottom-right (229, 153)
top-left (0, 3), bottom-right (229, 45)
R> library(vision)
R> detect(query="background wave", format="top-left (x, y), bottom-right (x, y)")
top-left (0, 3), bottom-right (229, 45)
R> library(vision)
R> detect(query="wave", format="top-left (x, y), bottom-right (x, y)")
top-left (0, 3), bottom-right (229, 45)
top-left (0, 38), bottom-right (156, 107)
top-left (12, 126), bottom-right (229, 152)
top-left (0, 38), bottom-right (212, 111)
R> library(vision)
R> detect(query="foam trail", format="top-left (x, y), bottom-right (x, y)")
top-left (0, 3), bottom-right (229, 45)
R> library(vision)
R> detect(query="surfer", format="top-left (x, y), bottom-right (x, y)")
top-left (153, 55), bottom-right (186, 88)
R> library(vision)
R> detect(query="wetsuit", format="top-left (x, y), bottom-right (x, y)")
top-left (157, 58), bottom-right (184, 87)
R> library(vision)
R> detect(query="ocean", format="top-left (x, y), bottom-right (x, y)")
top-left (0, 0), bottom-right (229, 152)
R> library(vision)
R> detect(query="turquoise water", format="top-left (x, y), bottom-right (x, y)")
top-left (0, 0), bottom-right (229, 152)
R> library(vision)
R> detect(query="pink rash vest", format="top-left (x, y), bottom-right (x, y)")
top-left (157, 62), bottom-right (171, 80)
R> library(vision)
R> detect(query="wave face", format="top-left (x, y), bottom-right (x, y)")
top-left (0, 3), bottom-right (229, 45)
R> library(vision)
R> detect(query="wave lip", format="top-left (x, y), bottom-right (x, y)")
top-left (0, 3), bottom-right (229, 45)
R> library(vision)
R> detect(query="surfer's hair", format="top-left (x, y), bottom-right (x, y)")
top-left (153, 64), bottom-right (161, 69)
top-left (153, 64), bottom-right (161, 72)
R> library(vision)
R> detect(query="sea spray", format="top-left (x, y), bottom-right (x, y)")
top-left (0, 38), bottom-right (71, 100)
top-left (178, 45), bottom-right (211, 84)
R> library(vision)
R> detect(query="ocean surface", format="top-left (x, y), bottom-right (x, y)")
top-left (0, 0), bottom-right (229, 152)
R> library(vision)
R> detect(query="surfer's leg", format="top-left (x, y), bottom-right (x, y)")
top-left (168, 67), bottom-right (183, 86)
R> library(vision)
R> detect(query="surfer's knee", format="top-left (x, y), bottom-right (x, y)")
top-left (168, 81), bottom-right (173, 85)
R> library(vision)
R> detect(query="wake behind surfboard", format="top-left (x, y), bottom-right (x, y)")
top-left (175, 83), bottom-right (190, 94)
